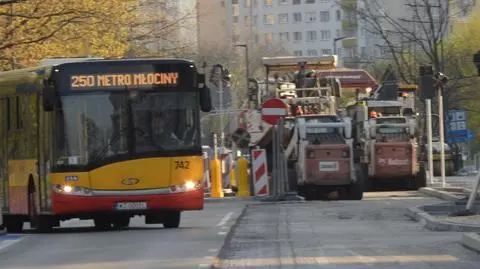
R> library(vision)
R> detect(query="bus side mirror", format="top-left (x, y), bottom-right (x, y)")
top-left (200, 85), bottom-right (212, 112)
top-left (42, 79), bottom-right (55, 111)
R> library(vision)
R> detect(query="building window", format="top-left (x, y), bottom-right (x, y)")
top-left (319, 11), bottom-right (330, 22)
top-left (321, 49), bottom-right (332, 54)
top-left (232, 0), bottom-right (239, 4)
top-left (307, 30), bottom-right (317, 41)
top-left (264, 14), bottom-right (275, 24)
top-left (279, 32), bottom-right (290, 41)
top-left (264, 0), bottom-right (273, 6)
top-left (255, 34), bottom-right (259, 43)
top-left (264, 32), bottom-right (273, 43)
top-left (293, 31), bottom-right (302, 42)
top-left (245, 0), bottom-right (251, 8)
top-left (279, 0), bottom-right (288, 4)
top-left (279, 13), bottom-right (288, 23)
top-left (253, 0), bottom-right (258, 7)
top-left (221, 1), bottom-right (225, 7)
top-left (233, 16), bottom-right (239, 23)
top-left (293, 0), bottom-right (301, 4)
top-left (253, 15), bottom-right (258, 25)
top-left (244, 16), bottom-right (249, 25)
top-left (294, 50), bottom-right (303, 56)
top-left (293, 12), bottom-right (302, 23)
top-left (305, 0), bottom-right (315, 3)
top-left (307, 49), bottom-right (318, 56)
top-left (305, 12), bottom-right (316, 22)
top-left (320, 30), bottom-right (331, 40)
top-left (336, 10), bottom-right (341, 21)
top-left (360, 46), bottom-right (367, 57)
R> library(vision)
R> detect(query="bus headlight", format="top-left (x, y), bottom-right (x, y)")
top-left (53, 184), bottom-right (93, 196)
top-left (169, 181), bottom-right (201, 193)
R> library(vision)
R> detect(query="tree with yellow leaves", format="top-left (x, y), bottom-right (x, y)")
top-left (444, 8), bottom-right (480, 131)
top-left (0, 0), bottom-right (137, 70)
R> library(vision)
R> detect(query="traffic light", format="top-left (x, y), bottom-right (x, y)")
top-left (419, 65), bottom-right (435, 99)
top-left (247, 78), bottom-right (259, 102)
top-left (473, 50), bottom-right (480, 76)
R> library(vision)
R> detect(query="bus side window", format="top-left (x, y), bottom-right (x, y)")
top-left (6, 97), bottom-right (11, 131)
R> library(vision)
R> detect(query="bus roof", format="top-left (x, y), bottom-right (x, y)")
top-left (53, 58), bottom-right (196, 69)
top-left (39, 57), bottom-right (105, 66)
top-left (0, 66), bottom-right (49, 96)
top-left (262, 56), bottom-right (337, 72)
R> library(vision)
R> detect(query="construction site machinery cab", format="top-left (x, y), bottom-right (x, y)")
top-left (291, 114), bottom-right (364, 200)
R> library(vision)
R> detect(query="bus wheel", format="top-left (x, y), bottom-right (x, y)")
top-left (112, 217), bottom-right (130, 229)
top-left (93, 218), bottom-right (111, 230)
top-left (4, 216), bottom-right (23, 233)
top-left (163, 211), bottom-right (181, 228)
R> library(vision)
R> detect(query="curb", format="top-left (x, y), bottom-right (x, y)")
top-left (418, 187), bottom-right (468, 201)
top-left (461, 233), bottom-right (480, 253)
top-left (210, 204), bottom-right (250, 269)
top-left (204, 196), bottom-right (259, 204)
top-left (406, 205), bottom-right (480, 232)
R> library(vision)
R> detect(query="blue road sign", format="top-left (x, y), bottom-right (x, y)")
top-left (446, 109), bottom-right (473, 143)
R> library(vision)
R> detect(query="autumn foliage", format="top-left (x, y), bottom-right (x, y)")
top-left (0, 0), bottom-right (153, 70)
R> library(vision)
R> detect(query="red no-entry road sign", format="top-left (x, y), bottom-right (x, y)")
top-left (261, 98), bottom-right (288, 125)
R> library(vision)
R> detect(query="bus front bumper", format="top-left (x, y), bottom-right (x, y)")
top-left (52, 189), bottom-right (204, 215)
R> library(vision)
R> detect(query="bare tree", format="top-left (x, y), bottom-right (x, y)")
top-left (127, 0), bottom-right (198, 57)
top-left (339, 0), bottom-right (472, 83)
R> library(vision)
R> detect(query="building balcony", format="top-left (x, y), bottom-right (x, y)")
top-left (340, 0), bottom-right (357, 10)
top-left (342, 38), bottom-right (357, 47)
top-left (342, 20), bottom-right (357, 29)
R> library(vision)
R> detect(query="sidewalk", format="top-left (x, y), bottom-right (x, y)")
top-left (410, 178), bottom-right (480, 254)
top-left (212, 197), bottom-right (476, 269)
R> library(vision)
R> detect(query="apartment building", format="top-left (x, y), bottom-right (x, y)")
top-left (197, 0), bottom-right (235, 55)
top-left (133, 0), bottom-right (198, 55)
top-left (235, 0), bottom-right (346, 60)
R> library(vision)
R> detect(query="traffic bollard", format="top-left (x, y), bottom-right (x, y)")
top-left (230, 167), bottom-right (237, 190)
top-left (210, 159), bottom-right (224, 198)
top-left (236, 157), bottom-right (250, 197)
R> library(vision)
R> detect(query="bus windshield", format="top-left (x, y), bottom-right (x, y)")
top-left (54, 91), bottom-right (199, 167)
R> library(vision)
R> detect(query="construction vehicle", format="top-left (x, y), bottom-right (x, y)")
top-left (246, 55), bottom-right (365, 200)
top-left (289, 114), bottom-right (364, 200)
top-left (346, 83), bottom-right (427, 190)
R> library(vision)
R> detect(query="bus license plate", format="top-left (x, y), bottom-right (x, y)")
top-left (115, 202), bottom-right (147, 211)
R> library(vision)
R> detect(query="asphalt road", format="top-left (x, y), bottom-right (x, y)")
top-left (214, 191), bottom-right (480, 269)
top-left (0, 201), bottom-right (247, 269)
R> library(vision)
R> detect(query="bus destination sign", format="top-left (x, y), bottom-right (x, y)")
top-left (70, 72), bottom-right (179, 89)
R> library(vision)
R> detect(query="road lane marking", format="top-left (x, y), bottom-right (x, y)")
top-left (198, 264), bottom-right (210, 268)
top-left (216, 212), bottom-right (234, 227)
top-left (208, 248), bottom-right (218, 252)
top-left (217, 231), bottom-right (227, 235)
top-left (0, 237), bottom-right (23, 252)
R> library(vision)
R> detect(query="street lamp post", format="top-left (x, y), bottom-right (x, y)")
top-left (333, 36), bottom-right (356, 66)
top-left (235, 44), bottom-right (250, 108)
top-left (210, 64), bottom-right (231, 150)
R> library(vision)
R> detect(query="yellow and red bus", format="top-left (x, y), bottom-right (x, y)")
top-left (0, 58), bottom-right (212, 232)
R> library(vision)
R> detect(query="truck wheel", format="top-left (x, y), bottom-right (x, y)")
top-left (361, 164), bottom-right (372, 192)
top-left (163, 211), bottom-right (181, 228)
top-left (347, 164), bottom-right (364, 200)
top-left (287, 168), bottom-right (298, 192)
top-left (414, 165), bottom-right (427, 190)
top-left (4, 216), bottom-right (23, 233)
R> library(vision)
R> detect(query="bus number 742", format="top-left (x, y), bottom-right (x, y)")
top-left (174, 161), bottom-right (190, 169)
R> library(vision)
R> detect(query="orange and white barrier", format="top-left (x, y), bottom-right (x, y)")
top-left (252, 149), bottom-right (269, 196)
